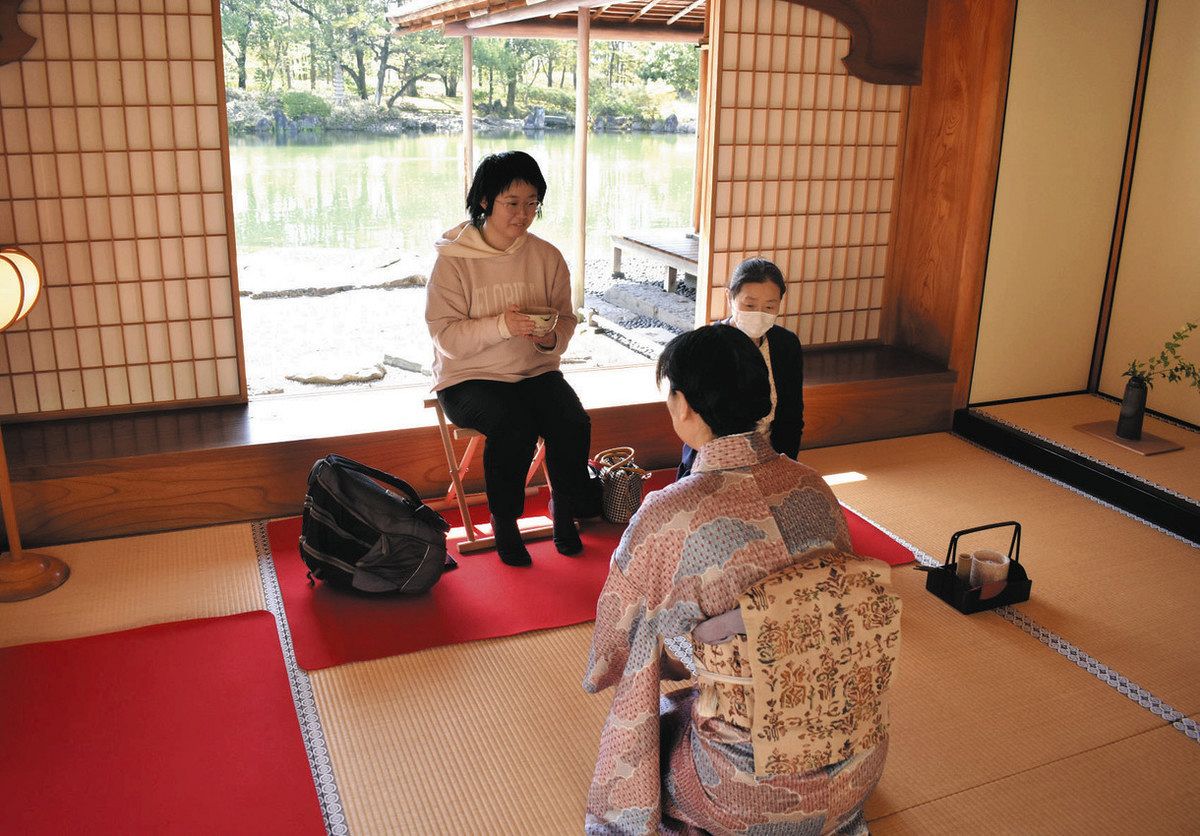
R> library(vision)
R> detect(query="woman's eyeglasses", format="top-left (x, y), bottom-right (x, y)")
top-left (496, 200), bottom-right (542, 215)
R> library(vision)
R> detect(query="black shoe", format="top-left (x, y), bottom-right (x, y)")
top-left (491, 515), bottom-right (532, 566)
top-left (551, 494), bottom-right (584, 556)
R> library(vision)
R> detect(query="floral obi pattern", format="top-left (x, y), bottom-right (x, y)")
top-left (740, 548), bottom-right (901, 776)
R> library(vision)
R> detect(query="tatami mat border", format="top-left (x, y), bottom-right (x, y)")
top-left (252, 521), bottom-right (348, 836)
top-left (840, 502), bottom-right (1200, 745)
top-left (995, 606), bottom-right (1200, 743)
top-left (972, 409), bottom-right (1195, 505)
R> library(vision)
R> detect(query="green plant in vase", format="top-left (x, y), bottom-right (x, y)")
top-left (1117, 321), bottom-right (1199, 439)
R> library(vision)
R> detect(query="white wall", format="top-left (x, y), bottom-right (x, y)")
top-left (970, 0), bottom-right (1144, 403)
top-left (1099, 0), bottom-right (1200, 424)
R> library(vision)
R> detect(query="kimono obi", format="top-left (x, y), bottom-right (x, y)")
top-left (690, 548), bottom-right (901, 776)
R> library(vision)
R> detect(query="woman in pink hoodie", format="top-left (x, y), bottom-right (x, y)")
top-left (425, 151), bottom-right (596, 566)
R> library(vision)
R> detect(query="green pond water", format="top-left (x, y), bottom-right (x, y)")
top-left (228, 130), bottom-right (697, 260)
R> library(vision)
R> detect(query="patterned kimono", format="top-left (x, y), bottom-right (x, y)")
top-left (583, 432), bottom-right (890, 834)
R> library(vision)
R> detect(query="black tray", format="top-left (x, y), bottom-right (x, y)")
top-left (923, 521), bottom-right (1031, 614)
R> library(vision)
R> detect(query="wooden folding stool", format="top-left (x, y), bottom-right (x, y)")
top-left (424, 398), bottom-right (554, 554)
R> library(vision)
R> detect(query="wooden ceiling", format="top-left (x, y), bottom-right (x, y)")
top-left (386, 0), bottom-right (707, 42)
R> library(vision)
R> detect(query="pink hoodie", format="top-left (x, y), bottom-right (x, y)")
top-left (425, 222), bottom-right (576, 391)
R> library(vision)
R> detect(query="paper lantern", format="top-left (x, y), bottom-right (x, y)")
top-left (0, 245), bottom-right (69, 602)
top-left (0, 246), bottom-right (42, 331)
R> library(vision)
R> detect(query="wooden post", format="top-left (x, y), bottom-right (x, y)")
top-left (462, 35), bottom-right (475, 197)
top-left (693, 41), bottom-right (709, 234)
top-left (573, 9), bottom-right (590, 317)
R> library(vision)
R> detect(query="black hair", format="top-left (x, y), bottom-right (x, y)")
top-left (655, 324), bottom-right (771, 437)
top-left (465, 151), bottom-right (548, 228)
top-left (728, 257), bottom-right (786, 299)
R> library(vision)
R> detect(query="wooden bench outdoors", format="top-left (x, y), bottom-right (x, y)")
top-left (611, 228), bottom-right (699, 293)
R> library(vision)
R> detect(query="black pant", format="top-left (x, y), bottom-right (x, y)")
top-left (438, 371), bottom-right (592, 520)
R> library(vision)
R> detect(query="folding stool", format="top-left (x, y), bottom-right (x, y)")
top-left (424, 398), bottom-right (554, 554)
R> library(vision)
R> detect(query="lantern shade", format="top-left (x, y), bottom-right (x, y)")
top-left (0, 247), bottom-right (42, 331)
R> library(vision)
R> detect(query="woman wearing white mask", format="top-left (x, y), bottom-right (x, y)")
top-left (677, 258), bottom-right (804, 478)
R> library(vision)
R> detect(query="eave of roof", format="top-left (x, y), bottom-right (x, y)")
top-left (386, 0), bottom-right (705, 38)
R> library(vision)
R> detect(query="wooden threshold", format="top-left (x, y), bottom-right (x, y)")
top-left (6, 347), bottom-right (954, 546)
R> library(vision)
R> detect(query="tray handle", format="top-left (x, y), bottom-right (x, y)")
top-left (943, 520), bottom-right (1021, 568)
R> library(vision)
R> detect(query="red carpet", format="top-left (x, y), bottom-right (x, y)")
top-left (268, 472), bottom-right (912, 671)
top-left (0, 612), bottom-right (324, 835)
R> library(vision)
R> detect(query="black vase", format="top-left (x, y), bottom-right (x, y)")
top-left (1116, 377), bottom-right (1147, 440)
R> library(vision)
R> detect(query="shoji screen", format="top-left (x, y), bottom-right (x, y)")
top-left (0, 0), bottom-right (244, 418)
top-left (701, 0), bottom-right (903, 345)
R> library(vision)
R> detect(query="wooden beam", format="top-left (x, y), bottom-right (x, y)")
top-left (443, 19), bottom-right (702, 41)
top-left (464, 0), bottom-right (604, 28)
top-left (666, 0), bottom-right (703, 26)
top-left (630, 0), bottom-right (667, 23)
top-left (786, 0), bottom-right (929, 85)
top-left (462, 35), bottom-right (474, 198)
top-left (573, 9), bottom-right (590, 317)
top-left (8, 362), bottom-right (955, 546)
top-left (1089, 0), bottom-right (1158, 392)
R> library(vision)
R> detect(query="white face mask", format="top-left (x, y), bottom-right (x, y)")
top-left (732, 309), bottom-right (777, 341)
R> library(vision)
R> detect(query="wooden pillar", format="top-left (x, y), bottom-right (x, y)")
top-left (692, 41), bottom-right (709, 234)
top-left (573, 10), bottom-right (590, 316)
top-left (462, 35), bottom-right (475, 196)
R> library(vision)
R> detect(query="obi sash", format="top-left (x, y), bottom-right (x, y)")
top-left (691, 548), bottom-right (901, 776)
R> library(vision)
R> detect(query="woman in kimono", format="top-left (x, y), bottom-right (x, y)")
top-left (584, 324), bottom-right (899, 835)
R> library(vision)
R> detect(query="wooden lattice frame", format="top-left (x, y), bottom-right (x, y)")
top-left (701, 0), bottom-right (903, 347)
top-left (0, 0), bottom-right (245, 420)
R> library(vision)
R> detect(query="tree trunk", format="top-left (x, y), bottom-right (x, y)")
top-left (487, 68), bottom-right (494, 104)
top-left (309, 39), bottom-right (318, 90)
top-left (354, 45), bottom-right (368, 98)
top-left (374, 36), bottom-right (390, 106)
top-left (444, 73), bottom-right (458, 97)
top-left (506, 77), bottom-right (517, 113)
top-left (546, 58), bottom-right (554, 87)
top-left (236, 31), bottom-right (249, 89)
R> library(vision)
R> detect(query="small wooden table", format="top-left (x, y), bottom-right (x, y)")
top-left (611, 229), bottom-right (699, 293)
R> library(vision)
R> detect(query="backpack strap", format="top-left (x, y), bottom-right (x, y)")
top-left (322, 454), bottom-right (451, 533)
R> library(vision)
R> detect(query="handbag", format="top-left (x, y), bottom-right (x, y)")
top-left (592, 447), bottom-right (651, 525)
top-left (300, 454), bottom-right (455, 594)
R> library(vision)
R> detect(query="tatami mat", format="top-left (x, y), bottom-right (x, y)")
top-left (310, 623), bottom-right (609, 836)
top-left (0, 524), bottom-right (264, 648)
top-left (309, 562), bottom-right (1165, 832)
top-left (870, 722), bottom-right (1200, 835)
top-left (863, 566), bottom-right (1164, 820)
top-left (802, 433), bottom-right (1200, 714)
top-left (976, 394), bottom-right (1199, 502)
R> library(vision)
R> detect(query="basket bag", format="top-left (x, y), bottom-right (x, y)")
top-left (592, 447), bottom-right (652, 525)
top-left (300, 454), bottom-right (454, 594)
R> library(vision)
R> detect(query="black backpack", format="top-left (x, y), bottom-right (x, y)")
top-left (300, 454), bottom-right (455, 594)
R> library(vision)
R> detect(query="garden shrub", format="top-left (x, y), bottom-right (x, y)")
top-left (225, 96), bottom-right (271, 133)
top-left (523, 86), bottom-right (575, 115)
top-left (281, 91), bottom-right (331, 120)
top-left (589, 86), bottom-right (659, 122)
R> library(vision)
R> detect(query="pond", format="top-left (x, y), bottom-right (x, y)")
top-left (228, 130), bottom-right (698, 260)
top-left (227, 130), bottom-right (697, 395)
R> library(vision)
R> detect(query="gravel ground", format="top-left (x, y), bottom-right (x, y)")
top-left (239, 247), bottom-right (694, 396)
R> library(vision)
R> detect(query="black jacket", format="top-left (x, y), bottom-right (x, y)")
top-left (678, 324), bottom-right (805, 477)
top-left (763, 324), bottom-right (805, 459)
